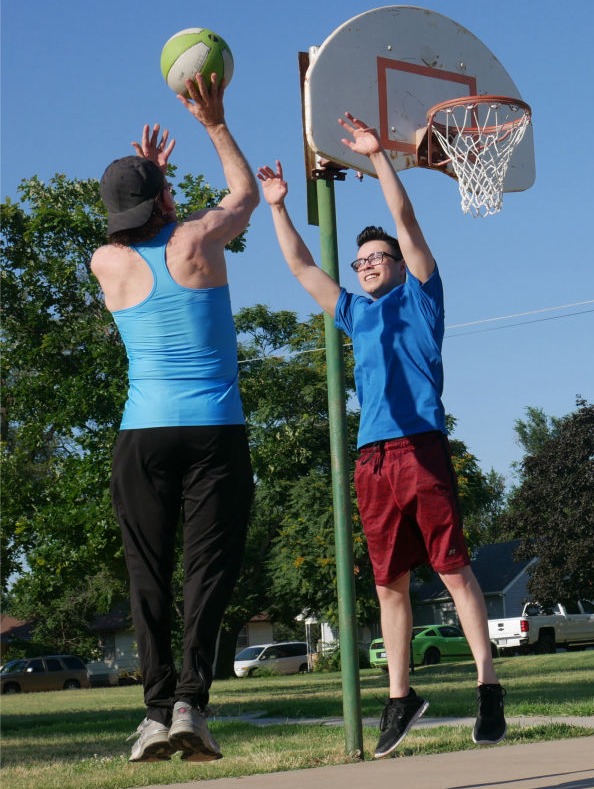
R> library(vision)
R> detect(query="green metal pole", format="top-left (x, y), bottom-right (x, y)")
top-left (316, 175), bottom-right (363, 759)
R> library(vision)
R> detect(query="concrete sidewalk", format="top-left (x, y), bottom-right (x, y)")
top-left (140, 735), bottom-right (594, 789)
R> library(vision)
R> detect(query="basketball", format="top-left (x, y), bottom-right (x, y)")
top-left (160, 28), bottom-right (234, 95)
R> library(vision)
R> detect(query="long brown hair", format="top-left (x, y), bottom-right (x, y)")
top-left (107, 196), bottom-right (168, 246)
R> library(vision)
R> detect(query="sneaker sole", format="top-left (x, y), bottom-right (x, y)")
top-left (169, 730), bottom-right (222, 761)
top-left (472, 723), bottom-right (507, 746)
top-left (129, 738), bottom-right (175, 762)
top-left (373, 700), bottom-right (430, 759)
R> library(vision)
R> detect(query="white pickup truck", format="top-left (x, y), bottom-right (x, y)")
top-left (488, 600), bottom-right (594, 654)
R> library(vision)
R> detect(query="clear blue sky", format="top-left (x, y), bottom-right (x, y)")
top-left (2, 0), bottom-right (593, 483)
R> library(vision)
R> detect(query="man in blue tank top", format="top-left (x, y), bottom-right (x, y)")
top-left (258, 113), bottom-right (506, 757)
top-left (91, 72), bottom-right (259, 763)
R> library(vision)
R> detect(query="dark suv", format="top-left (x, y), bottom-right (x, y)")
top-left (0, 655), bottom-right (90, 693)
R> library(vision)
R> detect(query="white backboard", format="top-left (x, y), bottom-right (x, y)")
top-left (304, 5), bottom-right (535, 192)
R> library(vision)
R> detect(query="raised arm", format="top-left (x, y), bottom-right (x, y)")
top-left (258, 161), bottom-right (341, 316)
top-left (177, 73), bottom-right (259, 242)
top-left (339, 113), bottom-right (435, 283)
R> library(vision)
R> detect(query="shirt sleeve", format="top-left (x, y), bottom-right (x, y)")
top-left (405, 263), bottom-right (444, 328)
top-left (334, 288), bottom-right (356, 337)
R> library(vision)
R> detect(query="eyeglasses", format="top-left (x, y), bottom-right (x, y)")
top-left (350, 251), bottom-right (402, 272)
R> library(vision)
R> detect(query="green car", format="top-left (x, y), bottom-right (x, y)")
top-left (369, 624), bottom-right (473, 668)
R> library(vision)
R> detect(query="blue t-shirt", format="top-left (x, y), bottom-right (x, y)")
top-left (334, 266), bottom-right (446, 448)
top-left (112, 223), bottom-right (244, 429)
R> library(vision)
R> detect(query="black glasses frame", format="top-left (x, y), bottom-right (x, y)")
top-left (350, 251), bottom-right (402, 272)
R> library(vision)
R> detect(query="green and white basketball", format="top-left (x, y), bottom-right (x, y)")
top-left (160, 28), bottom-right (234, 95)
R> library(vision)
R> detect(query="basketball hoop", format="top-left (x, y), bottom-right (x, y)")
top-left (426, 95), bottom-right (532, 217)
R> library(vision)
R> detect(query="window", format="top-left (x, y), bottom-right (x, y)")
top-left (28, 659), bottom-right (45, 673)
top-left (562, 601), bottom-right (580, 615)
top-left (45, 658), bottom-right (63, 672)
top-left (235, 626), bottom-right (249, 651)
top-left (100, 633), bottom-right (116, 662)
top-left (62, 656), bottom-right (85, 670)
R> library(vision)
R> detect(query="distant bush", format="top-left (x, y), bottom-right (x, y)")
top-left (312, 644), bottom-right (370, 672)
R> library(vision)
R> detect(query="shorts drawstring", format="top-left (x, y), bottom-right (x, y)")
top-left (373, 442), bottom-right (386, 475)
top-left (360, 442), bottom-right (386, 475)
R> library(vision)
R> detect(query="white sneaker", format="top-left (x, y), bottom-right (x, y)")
top-left (168, 701), bottom-right (222, 762)
top-left (127, 717), bottom-right (174, 762)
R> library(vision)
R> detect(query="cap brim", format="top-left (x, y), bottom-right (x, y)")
top-left (106, 197), bottom-right (156, 235)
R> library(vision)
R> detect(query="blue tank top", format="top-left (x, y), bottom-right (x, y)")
top-left (112, 223), bottom-right (244, 429)
top-left (335, 266), bottom-right (446, 448)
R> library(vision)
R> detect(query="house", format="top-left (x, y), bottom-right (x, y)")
top-left (0, 614), bottom-right (33, 662)
top-left (235, 613), bottom-right (274, 651)
top-left (90, 602), bottom-right (139, 673)
top-left (411, 539), bottom-right (536, 626)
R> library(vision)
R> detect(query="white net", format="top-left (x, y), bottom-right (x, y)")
top-left (428, 97), bottom-right (531, 217)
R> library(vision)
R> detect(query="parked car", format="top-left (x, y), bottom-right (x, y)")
top-left (488, 600), bottom-right (594, 654)
top-left (369, 624), bottom-right (473, 669)
top-left (85, 660), bottom-right (119, 687)
top-left (0, 654), bottom-right (90, 693)
top-left (234, 642), bottom-right (310, 677)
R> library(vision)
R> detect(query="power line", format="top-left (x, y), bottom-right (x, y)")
top-left (446, 307), bottom-right (594, 338)
top-left (446, 300), bottom-right (594, 330)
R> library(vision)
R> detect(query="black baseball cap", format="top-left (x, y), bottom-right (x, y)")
top-left (100, 156), bottom-right (165, 234)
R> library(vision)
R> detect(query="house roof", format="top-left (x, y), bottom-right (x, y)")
top-left (0, 614), bottom-right (33, 643)
top-left (412, 540), bottom-right (533, 602)
top-left (90, 601), bottom-right (133, 633)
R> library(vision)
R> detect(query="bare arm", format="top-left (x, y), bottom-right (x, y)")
top-left (339, 113), bottom-right (435, 283)
top-left (178, 73), bottom-right (259, 243)
top-left (258, 162), bottom-right (341, 317)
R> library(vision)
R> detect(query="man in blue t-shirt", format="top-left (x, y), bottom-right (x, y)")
top-left (258, 112), bottom-right (505, 757)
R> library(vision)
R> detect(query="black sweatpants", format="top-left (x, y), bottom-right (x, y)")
top-left (111, 424), bottom-right (253, 724)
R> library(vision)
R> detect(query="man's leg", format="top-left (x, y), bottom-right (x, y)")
top-left (440, 565), bottom-right (506, 744)
top-left (168, 425), bottom-right (253, 761)
top-left (439, 565), bottom-right (498, 684)
top-left (376, 572), bottom-right (412, 697)
top-left (374, 571), bottom-right (429, 758)
top-left (175, 425), bottom-right (253, 708)
top-left (111, 429), bottom-right (180, 762)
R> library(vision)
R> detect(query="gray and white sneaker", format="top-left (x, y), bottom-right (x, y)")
top-left (127, 717), bottom-right (174, 762)
top-left (168, 701), bottom-right (222, 762)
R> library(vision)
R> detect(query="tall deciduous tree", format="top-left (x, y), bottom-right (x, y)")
top-left (1, 171), bottom-right (237, 654)
top-left (1, 174), bottom-right (506, 669)
top-left (507, 398), bottom-right (594, 605)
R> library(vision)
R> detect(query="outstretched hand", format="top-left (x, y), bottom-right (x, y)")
top-left (177, 72), bottom-right (226, 128)
top-left (257, 161), bottom-right (288, 206)
top-left (338, 112), bottom-right (382, 157)
top-left (132, 124), bottom-right (175, 173)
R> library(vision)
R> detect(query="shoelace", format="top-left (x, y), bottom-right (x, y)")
top-left (379, 699), bottom-right (406, 731)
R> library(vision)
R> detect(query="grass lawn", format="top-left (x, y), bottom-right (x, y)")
top-left (1, 651), bottom-right (593, 789)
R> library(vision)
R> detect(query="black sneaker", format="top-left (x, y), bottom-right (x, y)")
top-left (374, 688), bottom-right (429, 759)
top-left (473, 683), bottom-right (507, 745)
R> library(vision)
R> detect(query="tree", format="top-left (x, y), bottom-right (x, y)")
top-left (0, 171), bottom-right (237, 655)
top-left (1, 174), bottom-right (506, 667)
top-left (506, 398), bottom-right (594, 605)
top-left (514, 405), bottom-right (562, 459)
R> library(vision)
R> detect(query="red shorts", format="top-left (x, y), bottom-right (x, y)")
top-left (354, 431), bottom-right (470, 586)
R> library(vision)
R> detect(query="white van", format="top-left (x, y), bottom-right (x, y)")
top-left (233, 642), bottom-right (309, 677)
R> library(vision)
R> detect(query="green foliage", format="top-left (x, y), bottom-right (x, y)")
top-left (0, 169), bottom-right (248, 653)
top-left (514, 406), bottom-right (562, 458)
top-left (507, 398), bottom-right (594, 605)
top-left (1, 172), bottom-right (507, 668)
top-left (312, 643), bottom-right (371, 672)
